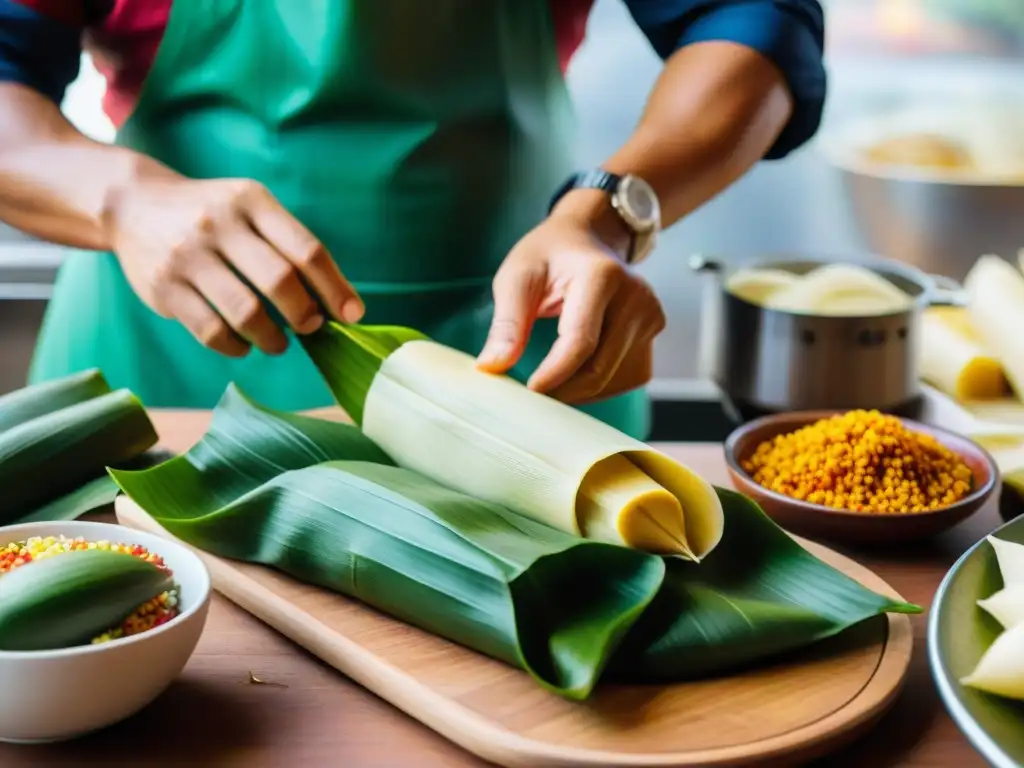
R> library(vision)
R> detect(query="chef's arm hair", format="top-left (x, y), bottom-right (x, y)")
top-left (0, 83), bottom-right (177, 250)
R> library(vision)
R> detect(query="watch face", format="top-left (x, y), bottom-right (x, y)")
top-left (619, 175), bottom-right (660, 229)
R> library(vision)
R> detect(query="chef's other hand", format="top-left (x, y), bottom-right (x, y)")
top-left (104, 176), bottom-right (364, 357)
top-left (476, 215), bottom-right (666, 404)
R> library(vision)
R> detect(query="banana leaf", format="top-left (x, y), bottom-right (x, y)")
top-left (0, 370), bottom-right (159, 524)
top-left (299, 323), bottom-right (427, 424)
top-left (111, 386), bottom-right (918, 700)
top-left (0, 369), bottom-right (110, 432)
top-left (111, 387), bottom-right (664, 699)
top-left (13, 451), bottom-right (177, 525)
top-left (0, 549), bottom-right (174, 651)
top-left (608, 486), bottom-right (920, 681)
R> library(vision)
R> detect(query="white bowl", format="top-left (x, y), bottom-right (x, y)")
top-left (0, 520), bottom-right (211, 743)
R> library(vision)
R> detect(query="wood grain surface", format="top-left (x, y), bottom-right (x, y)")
top-left (0, 409), bottom-right (998, 767)
top-left (114, 494), bottom-right (913, 767)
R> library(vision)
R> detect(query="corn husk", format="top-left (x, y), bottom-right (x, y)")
top-left (978, 585), bottom-right (1024, 630)
top-left (920, 307), bottom-right (1010, 401)
top-left (989, 536), bottom-right (1024, 586)
top-left (0, 370), bottom-right (159, 524)
top-left (725, 267), bottom-right (799, 304)
top-left (301, 324), bottom-right (428, 424)
top-left (960, 622), bottom-right (1024, 700)
top-left (962, 536), bottom-right (1024, 699)
top-left (302, 323), bottom-right (723, 559)
top-left (965, 255), bottom-right (1024, 399)
top-left (762, 263), bottom-right (913, 316)
top-left (0, 549), bottom-right (172, 651)
top-left (111, 386), bottom-right (918, 699)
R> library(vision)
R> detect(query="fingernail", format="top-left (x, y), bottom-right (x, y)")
top-left (341, 299), bottom-right (364, 324)
top-left (477, 343), bottom-right (512, 367)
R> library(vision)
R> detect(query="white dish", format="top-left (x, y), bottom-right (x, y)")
top-left (0, 519), bottom-right (211, 743)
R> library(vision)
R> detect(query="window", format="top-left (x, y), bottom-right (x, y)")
top-left (826, 0), bottom-right (1024, 59)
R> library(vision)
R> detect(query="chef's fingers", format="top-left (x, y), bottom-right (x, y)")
top-left (239, 181), bottom-right (364, 323)
top-left (548, 273), bottom-right (656, 403)
top-left (186, 248), bottom-right (290, 356)
top-left (579, 281), bottom-right (665, 401)
top-left (218, 220), bottom-right (323, 335)
top-left (551, 301), bottom-right (642, 404)
top-left (477, 257), bottom-right (547, 373)
top-left (568, 278), bottom-right (666, 402)
top-left (587, 341), bottom-right (655, 403)
top-left (527, 259), bottom-right (621, 394)
top-left (161, 281), bottom-right (251, 358)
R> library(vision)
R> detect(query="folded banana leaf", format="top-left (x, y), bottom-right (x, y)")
top-left (300, 323), bottom-right (426, 424)
top-left (111, 386), bottom-right (919, 700)
top-left (0, 370), bottom-right (159, 524)
top-left (608, 485), bottom-right (919, 681)
top-left (111, 386), bottom-right (664, 699)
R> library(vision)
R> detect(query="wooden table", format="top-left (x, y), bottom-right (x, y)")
top-left (0, 409), bottom-right (996, 767)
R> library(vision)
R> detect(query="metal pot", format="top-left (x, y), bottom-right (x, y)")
top-left (818, 103), bottom-right (1024, 282)
top-left (691, 254), bottom-right (961, 414)
top-left (836, 168), bottom-right (1024, 284)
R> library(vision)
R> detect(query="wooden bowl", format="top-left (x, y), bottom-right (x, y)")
top-left (724, 411), bottom-right (998, 545)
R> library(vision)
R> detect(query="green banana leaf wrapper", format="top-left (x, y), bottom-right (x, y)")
top-left (0, 369), bottom-right (162, 525)
top-left (0, 549), bottom-right (174, 651)
top-left (112, 386), bottom-right (920, 701)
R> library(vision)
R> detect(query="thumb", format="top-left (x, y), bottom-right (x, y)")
top-left (477, 259), bottom-right (545, 373)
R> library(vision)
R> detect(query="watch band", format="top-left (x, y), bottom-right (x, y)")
top-left (547, 170), bottom-right (622, 214)
top-left (548, 169), bottom-right (640, 263)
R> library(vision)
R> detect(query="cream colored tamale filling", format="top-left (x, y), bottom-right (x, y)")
top-left (576, 454), bottom-right (687, 554)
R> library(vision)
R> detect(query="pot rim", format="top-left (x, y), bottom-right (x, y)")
top-left (691, 251), bottom-right (961, 316)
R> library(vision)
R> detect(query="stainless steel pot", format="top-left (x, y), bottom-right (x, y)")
top-left (691, 254), bottom-right (961, 414)
top-left (837, 168), bottom-right (1024, 283)
top-left (818, 104), bottom-right (1024, 282)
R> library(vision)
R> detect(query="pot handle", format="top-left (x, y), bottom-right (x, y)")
top-left (689, 255), bottom-right (725, 381)
top-left (926, 273), bottom-right (965, 307)
top-left (688, 254), bottom-right (725, 276)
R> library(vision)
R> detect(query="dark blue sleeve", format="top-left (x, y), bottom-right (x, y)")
top-left (0, 0), bottom-right (84, 104)
top-left (623, 0), bottom-right (826, 160)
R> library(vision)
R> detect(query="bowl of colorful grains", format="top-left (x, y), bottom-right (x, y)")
top-left (724, 410), bottom-right (998, 545)
top-left (0, 520), bottom-right (210, 743)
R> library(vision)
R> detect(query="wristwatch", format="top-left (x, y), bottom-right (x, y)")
top-left (548, 169), bottom-right (661, 266)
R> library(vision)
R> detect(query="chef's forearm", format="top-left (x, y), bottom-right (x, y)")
top-left (605, 40), bottom-right (793, 228)
top-left (0, 83), bottom-right (175, 251)
top-left (551, 0), bottom-right (826, 253)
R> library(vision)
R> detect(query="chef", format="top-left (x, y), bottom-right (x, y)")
top-left (0, 0), bottom-right (825, 439)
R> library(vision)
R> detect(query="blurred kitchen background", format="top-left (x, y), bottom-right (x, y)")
top-left (1, 0), bottom-right (1023, 396)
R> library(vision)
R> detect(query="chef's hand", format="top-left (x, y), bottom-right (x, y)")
top-left (104, 176), bottom-right (364, 357)
top-left (476, 198), bottom-right (666, 404)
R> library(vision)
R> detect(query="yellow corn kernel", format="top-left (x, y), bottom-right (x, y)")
top-left (741, 410), bottom-right (974, 514)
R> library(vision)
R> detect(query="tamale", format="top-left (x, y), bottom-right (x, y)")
top-left (111, 386), bottom-right (919, 700)
top-left (920, 306), bottom-right (1010, 401)
top-left (304, 324), bottom-right (724, 559)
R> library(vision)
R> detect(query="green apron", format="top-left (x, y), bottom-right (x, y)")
top-left (30, 0), bottom-right (649, 439)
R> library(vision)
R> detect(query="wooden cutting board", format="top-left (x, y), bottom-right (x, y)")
top-left (115, 496), bottom-right (913, 768)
